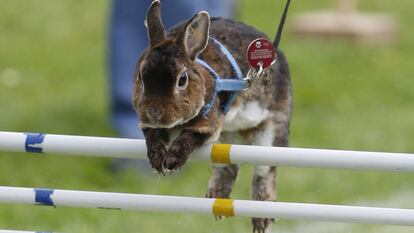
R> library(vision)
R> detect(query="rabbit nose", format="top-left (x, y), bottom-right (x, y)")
top-left (146, 106), bottom-right (164, 120)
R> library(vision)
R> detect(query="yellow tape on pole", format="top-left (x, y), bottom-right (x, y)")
top-left (212, 199), bottom-right (234, 217)
top-left (211, 144), bottom-right (232, 164)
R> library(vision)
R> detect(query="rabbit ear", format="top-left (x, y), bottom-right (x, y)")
top-left (179, 11), bottom-right (210, 61)
top-left (146, 0), bottom-right (166, 47)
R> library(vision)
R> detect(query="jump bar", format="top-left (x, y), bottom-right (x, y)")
top-left (0, 230), bottom-right (52, 233)
top-left (0, 186), bottom-right (414, 226)
top-left (1, 131), bottom-right (414, 172)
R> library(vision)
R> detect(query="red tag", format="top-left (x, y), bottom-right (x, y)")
top-left (246, 38), bottom-right (276, 69)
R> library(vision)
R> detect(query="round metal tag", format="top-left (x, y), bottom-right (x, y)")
top-left (246, 38), bottom-right (276, 69)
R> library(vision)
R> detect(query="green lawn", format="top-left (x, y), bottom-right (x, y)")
top-left (1, 0), bottom-right (414, 232)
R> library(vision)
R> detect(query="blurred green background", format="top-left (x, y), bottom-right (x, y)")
top-left (1, 0), bottom-right (414, 232)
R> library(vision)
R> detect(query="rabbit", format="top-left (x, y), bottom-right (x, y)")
top-left (132, 1), bottom-right (292, 232)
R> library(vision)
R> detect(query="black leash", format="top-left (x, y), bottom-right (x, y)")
top-left (273, 0), bottom-right (291, 49)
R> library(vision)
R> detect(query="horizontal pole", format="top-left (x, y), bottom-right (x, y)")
top-left (0, 230), bottom-right (51, 233)
top-left (0, 186), bottom-right (414, 226)
top-left (1, 131), bottom-right (414, 172)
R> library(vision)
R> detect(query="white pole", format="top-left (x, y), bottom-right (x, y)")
top-left (0, 231), bottom-right (34, 233)
top-left (0, 231), bottom-right (51, 233)
top-left (1, 131), bottom-right (414, 172)
top-left (0, 186), bottom-right (413, 226)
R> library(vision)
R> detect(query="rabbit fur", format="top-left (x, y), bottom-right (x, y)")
top-left (132, 1), bottom-right (292, 232)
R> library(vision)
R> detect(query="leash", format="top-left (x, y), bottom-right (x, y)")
top-left (274, 0), bottom-right (291, 49)
top-left (196, 0), bottom-right (292, 117)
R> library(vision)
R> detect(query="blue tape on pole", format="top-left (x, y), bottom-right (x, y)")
top-left (34, 188), bottom-right (54, 206)
top-left (25, 133), bottom-right (45, 153)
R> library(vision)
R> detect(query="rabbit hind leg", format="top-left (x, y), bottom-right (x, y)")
top-left (205, 164), bottom-right (239, 199)
top-left (249, 119), bottom-right (287, 233)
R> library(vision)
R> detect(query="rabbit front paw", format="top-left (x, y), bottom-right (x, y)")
top-left (162, 151), bottom-right (188, 174)
top-left (147, 146), bottom-right (167, 174)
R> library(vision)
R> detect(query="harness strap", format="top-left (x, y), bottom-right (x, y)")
top-left (196, 37), bottom-right (247, 117)
top-left (209, 38), bottom-right (243, 80)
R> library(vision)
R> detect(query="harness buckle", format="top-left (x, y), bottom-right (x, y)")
top-left (243, 62), bottom-right (267, 90)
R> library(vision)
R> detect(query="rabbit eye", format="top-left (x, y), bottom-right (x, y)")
top-left (177, 72), bottom-right (188, 88)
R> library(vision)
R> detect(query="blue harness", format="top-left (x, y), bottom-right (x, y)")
top-left (196, 37), bottom-right (247, 117)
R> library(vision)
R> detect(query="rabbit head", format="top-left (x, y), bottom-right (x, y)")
top-left (133, 1), bottom-right (211, 129)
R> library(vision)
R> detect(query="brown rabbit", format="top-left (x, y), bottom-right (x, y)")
top-left (132, 1), bottom-right (292, 232)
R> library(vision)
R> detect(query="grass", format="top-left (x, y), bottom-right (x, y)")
top-left (1, 0), bottom-right (414, 232)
